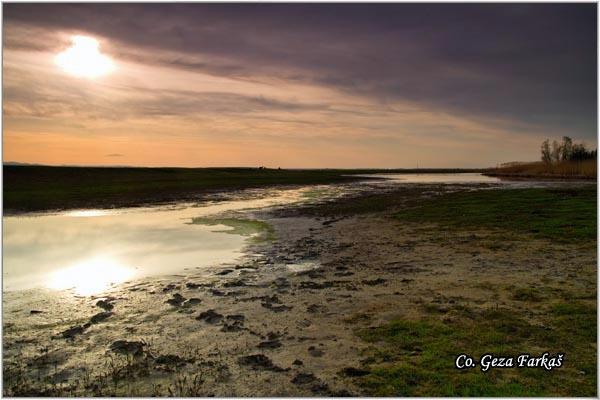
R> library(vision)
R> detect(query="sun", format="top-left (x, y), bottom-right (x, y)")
top-left (55, 35), bottom-right (115, 78)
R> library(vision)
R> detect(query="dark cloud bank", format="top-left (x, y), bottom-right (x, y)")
top-left (4, 3), bottom-right (597, 140)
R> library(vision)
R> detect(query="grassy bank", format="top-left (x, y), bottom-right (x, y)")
top-left (3, 165), bottom-right (483, 213)
top-left (351, 186), bottom-right (596, 396)
top-left (485, 160), bottom-right (596, 179)
top-left (395, 186), bottom-right (597, 244)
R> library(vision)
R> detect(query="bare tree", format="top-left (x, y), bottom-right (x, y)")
top-left (551, 140), bottom-right (561, 163)
top-left (541, 139), bottom-right (552, 163)
top-left (561, 136), bottom-right (573, 161)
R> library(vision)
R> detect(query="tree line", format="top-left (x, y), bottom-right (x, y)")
top-left (541, 137), bottom-right (596, 163)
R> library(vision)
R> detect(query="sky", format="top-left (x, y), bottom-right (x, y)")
top-left (3, 3), bottom-right (597, 168)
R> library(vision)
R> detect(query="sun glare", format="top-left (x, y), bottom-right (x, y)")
top-left (55, 35), bottom-right (115, 78)
top-left (65, 209), bottom-right (111, 217)
top-left (48, 256), bottom-right (135, 296)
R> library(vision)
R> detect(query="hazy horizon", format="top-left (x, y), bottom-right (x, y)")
top-left (3, 3), bottom-right (597, 168)
top-left (3, 160), bottom-right (491, 170)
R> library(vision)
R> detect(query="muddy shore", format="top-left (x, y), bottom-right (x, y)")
top-left (3, 183), bottom-right (596, 396)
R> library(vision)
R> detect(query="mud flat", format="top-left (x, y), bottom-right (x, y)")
top-left (3, 183), bottom-right (596, 396)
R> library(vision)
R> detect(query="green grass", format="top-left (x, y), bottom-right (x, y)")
top-left (355, 300), bottom-right (596, 396)
top-left (302, 188), bottom-right (428, 216)
top-left (190, 217), bottom-right (275, 242)
top-left (512, 287), bottom-right (544, 302)
top-left (394, 187), bottom-right (597, 244)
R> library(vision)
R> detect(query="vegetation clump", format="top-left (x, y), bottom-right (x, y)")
top-left (190, 217), bottom-right (276, 242)
top-left (395, 187), bottom-right (596, 244)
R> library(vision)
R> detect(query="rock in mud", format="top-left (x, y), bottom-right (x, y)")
top-left (215, 269), bottom-right (234, 275)
top-left (266, 331), bottom-right (282, 340)
top-left (155, 354), bottom-right (187, 366)
top-left (96, 300), bottom-right (114, 311)
top-left (299, 281), bottom-right (332, 290)
top-left (308, 346), bottom-right (324, 357)
top-left (311, 382), bottom-right (333, 396)
top-left (184, 298), bottom-right (202, 306)
top-left (223, 279), bottom-right (247, 287)
top-left (109, 340), bottom-right (146, 356)
top-left (166, 293), bottom-right (186, 307)
top-left (291, 372), bottom-right (318, 385)
top-left (90, 311), bottom-right (113, 324)
top-left (60, 325), bottom-right (87, 339)
top-left (196, 309), bottom-right (224, 324)
top-left (258, 339), bottom-right (282, 349)
top-left (226, 314), bottom-right (245, 322)
top-left (341, 367), bottom-right (370, 377)
top-left (162, 284), bottom-right (177, 292)
top-left (307, 304), bottom-right (325, 313)
top-left (29, 310), bottom-right (44, 315)
top-left (332, 389), bottom-right (354, 397)
top-left (272, 277), bottom-right (290, 289)
top-left (261, 303), bottom-right (293, 312)
top-left (260, 295), bottom-right (292, 312)
top-left (221, 320), bottom-right (244, 332)
top-left (237, 354), bottom-right (287, 372)
top-left (292, 359), bottom-right (304, 366)
top-left (298, 319), bottom-right (312, 328)
top-left (362, 278), bottom-right (387, 286)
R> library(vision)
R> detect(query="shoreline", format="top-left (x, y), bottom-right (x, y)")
top-left (3, 184), bottom-right (596, 396)
top-left (3, 166), bottom-right (485, 214)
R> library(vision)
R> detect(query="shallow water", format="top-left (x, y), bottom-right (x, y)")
top-left (359, 172), bottom-right (501, 184)
top-left (3, 173), bottom-right (577, 296)
top-left (3, 187), bottom-right (317, 295)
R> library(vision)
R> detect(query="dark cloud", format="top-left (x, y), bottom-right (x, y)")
top-left (4, 3), bottom-right (597, 139)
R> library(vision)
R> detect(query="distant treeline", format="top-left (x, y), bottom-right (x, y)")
top-left (486, 137), bottom-right (596, 180)
top-left (541, 136), bottom-right (596, 163)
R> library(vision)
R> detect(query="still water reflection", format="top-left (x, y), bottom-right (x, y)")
top-left (4, 173), bottom-right (553, 296)
top-left (3, 188), bottom-right (312, 295)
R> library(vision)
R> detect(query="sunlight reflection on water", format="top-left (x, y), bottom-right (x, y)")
top-left (4, 174), bottom-right (558, 296)
top-left (3, 186), bottom-right (320, 295)
top-left (47, 256), bottom-right (135, 296)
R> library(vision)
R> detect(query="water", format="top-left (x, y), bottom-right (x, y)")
top-left (3, 187), bottom-right (314, 295)
top-left (361, 172), bottom-right (501, 184)
top-left (3, 173), bottom-right (566, 296)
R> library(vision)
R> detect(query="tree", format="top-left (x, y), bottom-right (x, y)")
top-left (560, 136), bottom-right (573, 161)
top-left (541, 137), bottom-right (596, 163)
top-left (541, 139), bottom-right (552, 163)
top-left (551, 140), bottom-right (561, 163)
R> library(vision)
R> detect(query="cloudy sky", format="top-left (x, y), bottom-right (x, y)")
top-left (3, 3), bottom-right (597, 168)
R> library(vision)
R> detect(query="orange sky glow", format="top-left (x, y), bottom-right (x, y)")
top-left (3, 4), bottom-right (596, 168)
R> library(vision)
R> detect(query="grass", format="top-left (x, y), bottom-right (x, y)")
top-left (302, 186), bottom-right (430, 216)
top-left (3, 165), bottom-right (483, 213)
top-left (355, 300), bottom-right (596, 396)
top-left (190, 217), bottom-right (276, 242)
top-left (486, 160), bottom-right (596, 179)
top-left (394, 187), bottom-right (597, 244)
top-left (348, 186), bottom-right (597, 396)
top-left (3, 166), bottom-right (359, 213)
